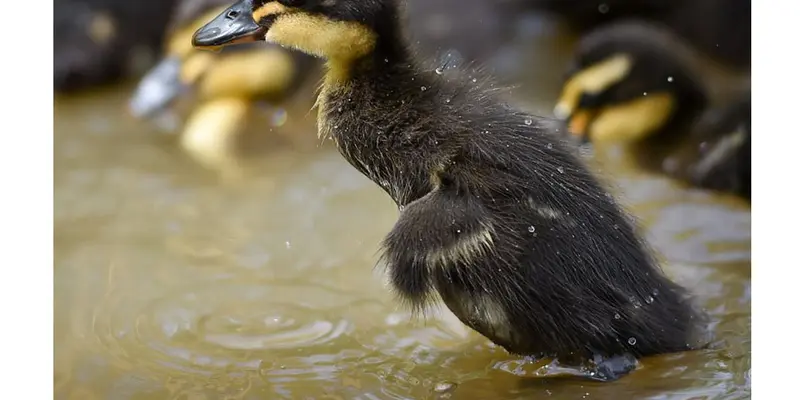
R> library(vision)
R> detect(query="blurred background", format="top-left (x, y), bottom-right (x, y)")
top-left (54, 0), bottom-right (751, 398)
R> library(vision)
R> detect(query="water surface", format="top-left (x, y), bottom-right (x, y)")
top-left (54, 18), bottom-right (750, 399)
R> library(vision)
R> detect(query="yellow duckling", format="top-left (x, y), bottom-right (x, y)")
top-left (129, 0), bottom-right (316, 177)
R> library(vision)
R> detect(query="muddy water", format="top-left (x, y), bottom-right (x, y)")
top-left (54, 23), bottom-right (750, 400)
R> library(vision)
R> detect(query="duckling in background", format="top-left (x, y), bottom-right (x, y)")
top-left (55, 0), bottom-right (179, 92)
top-left (129, 0), bottom-right (317, 177)
top-left (193, 0), bottom-right (704, 381)
top-left (554, 21), bottom-right (751, 199)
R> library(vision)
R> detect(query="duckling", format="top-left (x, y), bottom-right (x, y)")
top-left (54, 0), bottom-right (179, 92)
top-left (553, 20), bottom-right (751, 199)
top-left (192, 0), bottom-right (703, 381)
top-left (128, 0), bottom-right (317, 176)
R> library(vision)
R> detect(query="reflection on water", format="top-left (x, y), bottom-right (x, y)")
top-left (55, 23), bottom-right (749, 400)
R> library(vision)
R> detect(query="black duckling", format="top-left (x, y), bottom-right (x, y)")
top-left (128, 0), bottom-right (317, 175)
top-left (553, 21), bottom-right (751, 199)
top-left (192, 0), bottom-right (704, 381)
top-left (54, 0), bottom-right (180, 92)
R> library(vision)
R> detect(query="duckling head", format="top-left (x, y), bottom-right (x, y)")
top-left (192, 0), bottom-right (401, 75)
top-left (130, 4), bottom-right (231, 118)
top-left (131, 1), bottom-right (302, 119)
top-left (553, 21), bottom-right (707, 145)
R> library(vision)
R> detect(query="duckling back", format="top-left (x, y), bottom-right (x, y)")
top-left (678, 96), bottom-right (751, 199)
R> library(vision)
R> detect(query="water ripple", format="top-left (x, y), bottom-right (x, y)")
top-left (88, 281), bottom-right (362, 379)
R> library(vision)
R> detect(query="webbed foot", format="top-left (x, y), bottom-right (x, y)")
top-left (585, 353), bottom-right (639, 382)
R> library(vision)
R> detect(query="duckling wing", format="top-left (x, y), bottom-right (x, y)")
top-left (682, 97), bottom-right (751, 199)
top-left (379, 189), bottom-right (496, 312)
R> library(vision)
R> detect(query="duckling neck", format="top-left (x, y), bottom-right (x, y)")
top-left (317, 39), bottom-right (450, 206)
top-left (321, 16), bottom-right (413, 85)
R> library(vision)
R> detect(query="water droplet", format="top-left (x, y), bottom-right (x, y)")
top-left (614, 313), bottom-right (621, 319)
top-left (445, 98), bottom-right (451, 103)
top-left (471, 78), bottom-right (477, 83)
top-left (384, 58), bottom-right (389, 63)
top-left (643, 92), bottom-right (648, 96)
top-left (628, 337), bottom-right (637, 345)
top-left (598, 3), bottom-right (609, 13)
top-left (380, 179), bottom-right (390, 187)
top-left (385, 313), bottom-right (404, 326)
top-left (285, 241), bottom-right (292, 249)
top-left (435, 67), bottom-right (444, 75)
top-left (434, 381), bottom-right (457, 393)
top-left (524, 118), bottom-right (533, 125)
top-left (557, 166), bottom-right (565, 173)
top-left (667, 76), bottom-right (674, 82)
top-left (421, 86), bottom-right (427, 91)
top-left (527, 226), bottom-right (536, 233)
top-left (546, 143), bottom-right (553, 149)
top-left (613, 224), bottom-right (619, 229)
top-left (652, 289), bottom-right (659, 296)
top-left (270, 108), bottom-right (288, 127)
top-left (645, 296), bottom-right (655, 304)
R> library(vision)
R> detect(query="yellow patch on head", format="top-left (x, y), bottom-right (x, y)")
top-left (197, 48), bottom-right (297, 100)
top-left (252, 2), bottom-right (290, 21)
top-left (554, 54), bottom-right (633, 119)
top-left (167, 6), bottom-right (230, 58)
top-left (587, 93), bottom-right (675, 143)
top-left (264, 14), bottom-right (377, 82)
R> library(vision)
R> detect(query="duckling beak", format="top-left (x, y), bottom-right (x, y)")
top-left (192, 0), bottom-right (266, 49)
top-left (129, 56), bottom-right (187, 118)
top-left (565, 110), bottom-right (594, 145)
